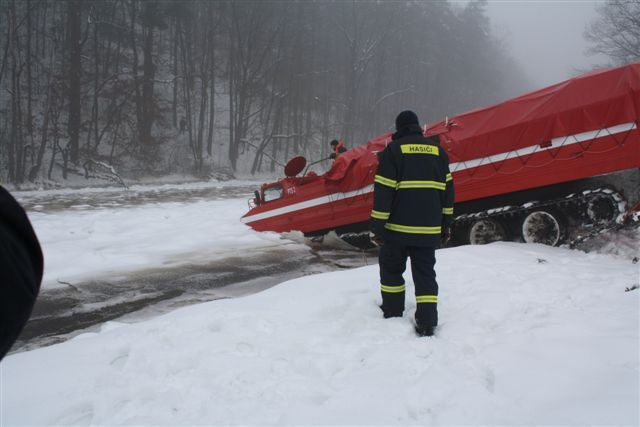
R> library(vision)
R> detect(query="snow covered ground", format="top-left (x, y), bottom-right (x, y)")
top-left (2, 243), bottom-right (638, 425)
top-left (2, 181), bottom-right (639, 425)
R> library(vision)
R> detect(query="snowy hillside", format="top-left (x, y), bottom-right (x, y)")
top-left (2, 243), bottom-right (638, 425)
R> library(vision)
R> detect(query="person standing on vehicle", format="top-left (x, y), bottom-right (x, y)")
top-left (329, 139), bottom-right (347, 159)
top-left (370, 110), bottom-right (454, 337)
top-left (0, 186), bottom-right (43, 360)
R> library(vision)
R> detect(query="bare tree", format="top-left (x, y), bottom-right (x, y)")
top-left (0, 0), bottom-right (528, 183)
top-left (585, 0), bottom-right (640, 65)
top-left (226, 1), bottom-right (283, 171)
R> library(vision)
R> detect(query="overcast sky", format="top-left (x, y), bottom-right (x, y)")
top-left (474, 0), bottom-right (607, 89)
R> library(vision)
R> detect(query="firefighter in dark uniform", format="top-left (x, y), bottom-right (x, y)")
top-left (0, 186), bottom-right (43, 360)
top-left (370, 110), bottom-right (454, 337)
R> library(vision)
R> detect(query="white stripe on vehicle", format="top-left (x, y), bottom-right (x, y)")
top-left (241, 185), bottom-right (374, 224)
top-left (449, 122), bottom-right (636, 172)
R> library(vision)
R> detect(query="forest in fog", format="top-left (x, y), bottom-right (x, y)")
top-left (0, 0), bottom-right (529, 185)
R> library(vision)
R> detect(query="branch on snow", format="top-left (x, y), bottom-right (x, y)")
top-left (83, 159), bottom-right (129, 189)
top-left (56, 160), bottom-right (128, 189)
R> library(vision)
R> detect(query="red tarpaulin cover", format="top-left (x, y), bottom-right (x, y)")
top-left (426, 63), bottom-right (640, 163)
top-left (424, 62), bottom-right (640, 202)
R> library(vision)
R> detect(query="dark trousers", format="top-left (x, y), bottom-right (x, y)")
top-left (379, 239), bottom-right (438, 327)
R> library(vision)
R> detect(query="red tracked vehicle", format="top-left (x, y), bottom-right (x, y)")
top-left (241, 63), bottom-right (640, 247)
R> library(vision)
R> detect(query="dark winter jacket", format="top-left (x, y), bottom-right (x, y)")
top-left (0, 186), bottom-right (43, 360)
top-left (370, 124), bottom-right (454, 247)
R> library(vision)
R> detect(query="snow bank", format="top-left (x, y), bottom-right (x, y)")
top-left (2, 243), bottom-right (638, 425)
top-left (575, 226), bottom-right (640, 261)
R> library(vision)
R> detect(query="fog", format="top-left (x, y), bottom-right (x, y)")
top-left (482, 0), bottom-right (607, 89)
top-left (2, 0), bottom-right (530, 185)
top-left (1, 1), bottom-right (620, 186)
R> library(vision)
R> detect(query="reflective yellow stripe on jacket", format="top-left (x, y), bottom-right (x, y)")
top-left (376, 176), bottom-right (447, 191)
top-left (442, 207), bottom-right (454, 215)
top-left (374, 174), bottom-right (397, 189)
top-left (384, 223), bottom-right (441, 234)
top-left (371, 210), bottom-right (390, 220)
top-left (396, 180), bottom-right (446, 191)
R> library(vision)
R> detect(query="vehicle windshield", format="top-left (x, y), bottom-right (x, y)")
top-left (263, 185), bottom-right (284, 202)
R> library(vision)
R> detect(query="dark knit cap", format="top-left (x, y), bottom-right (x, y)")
top-left (395, 110), bottom-right (419, 131)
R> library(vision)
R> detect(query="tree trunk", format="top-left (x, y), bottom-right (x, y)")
top-left (129, 0), bottom-right (142, 145)
top-left (206, 4), bottom-right (216, 157)
top-left (67, 0), bottom-right (82, 165)
top-left (171, 17), bottom-right (178, 128)
top-left (0, 16), bottom-right (10, 90)
top-left (227, 37), bottom-right (236, 170)
top-left (88, 20), bottom-right (99, 154)
top-left (140, 1), bottom-right (157, 148)
top-left (25, 1), bottom-right (33, 137)
top-left (29, 78), bottom-right (52, 182)
top-left (178, 19), bottom-right (196, 167)
top-left (195, 22), bottom-right (210, 173)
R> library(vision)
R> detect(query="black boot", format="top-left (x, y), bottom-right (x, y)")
top-left (415, 323), bottom-right (435, 337)
top-left (384, 311), bottom-right (403, 319)
top-left (379, 305), bottom-right (403, 318)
